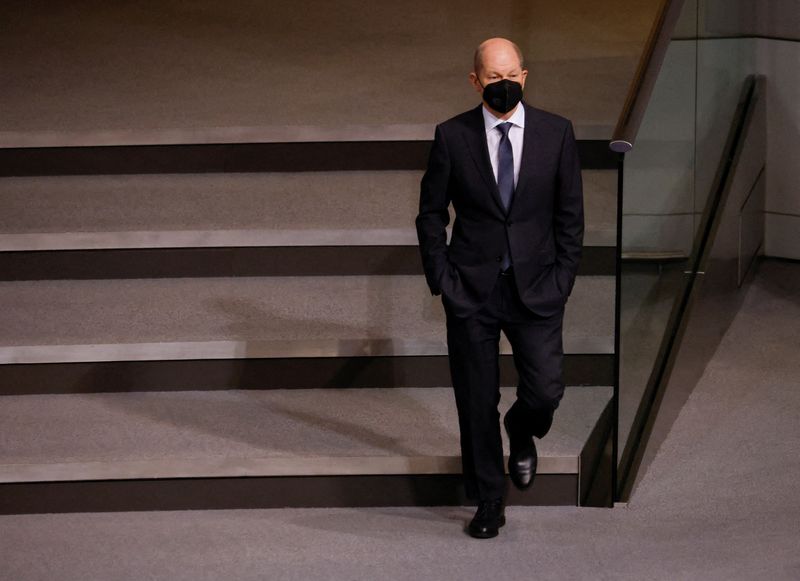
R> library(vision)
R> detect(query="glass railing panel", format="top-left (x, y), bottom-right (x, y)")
top-left (617, 0), bottom-right (699, 480)
top-left (616, 0), bottom-right (766, 497)
top-left (695, 35), bottom-right (759, 236)
top-left (621, 38), bottom-right (698, 258)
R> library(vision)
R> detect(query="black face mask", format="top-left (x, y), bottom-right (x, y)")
top-left (481, 79), bottom-right (523, 114)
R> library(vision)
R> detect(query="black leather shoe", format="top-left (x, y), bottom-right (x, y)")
top-left (467, 498), bottom-right (506, 539)
top-left (504, 411), bottom-right (538, 490)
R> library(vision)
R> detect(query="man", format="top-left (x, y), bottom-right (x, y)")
top-left (415, 37), bottom-right (583, 539)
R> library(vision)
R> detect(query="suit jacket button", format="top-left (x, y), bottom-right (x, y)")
top-left (506, 220), bottom-right (513, 226)
top-left (496, 256), bottom-right (502, 262)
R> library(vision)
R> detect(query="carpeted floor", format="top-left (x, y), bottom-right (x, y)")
top-left (0, 170), bottom-right (616, 241)
top-left (0, 275), bottom-right (613, 349)
top-left (1, 258), bottom-right (798, 580)
top-left (0, 0), bottom-right (662, 136)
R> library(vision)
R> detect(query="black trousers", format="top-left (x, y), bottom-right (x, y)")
top-left (442, 270), bottom-right (566, 501)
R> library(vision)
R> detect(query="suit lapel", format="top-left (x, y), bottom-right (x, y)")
top-left (507, 102), bottom-right (537, 217)
top-left (463, 105), bottom-right (506, 216)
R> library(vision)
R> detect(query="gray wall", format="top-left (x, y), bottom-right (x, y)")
top-left (623, 0), bottom-right (798, 259)
top-left (759, 37), bottom-right (799, 260)
top-left (704, 0), bottom-right (800, 259)
top-left (702, 0), bottom-right (800, 39)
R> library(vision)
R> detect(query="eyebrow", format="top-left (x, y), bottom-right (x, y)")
top-left (484, 69), bottom-right (520, 75)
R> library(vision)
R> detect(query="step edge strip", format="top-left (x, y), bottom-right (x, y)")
top-left (0, 227), bottom-right (617, 250)
top-left (0, 124), bottom-right (613, 148)
top-left (0, 337), bottom-right (614, 364)
top-left (0, 455), bottom-right (578, 482)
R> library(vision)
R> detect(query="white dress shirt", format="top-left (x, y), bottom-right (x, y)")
top-left (482, 102), bottom-right (525, 189)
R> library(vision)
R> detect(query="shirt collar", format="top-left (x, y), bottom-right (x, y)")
top-left (482, 102), bottom-right (525, 133)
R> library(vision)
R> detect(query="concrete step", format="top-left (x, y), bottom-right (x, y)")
top-left (0, 275), bottom-right (614, 364)
top-left (0, 0), bottom-right (663, 139)
top-left (0, 385), bottom-right (613, 512)
top-left (0, 170), bottom-right (616, 250)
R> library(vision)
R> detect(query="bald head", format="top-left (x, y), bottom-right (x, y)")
top-left (473, 38), bottom-right (524, 76)
top-left (469, 37), bottom-right (528, 117)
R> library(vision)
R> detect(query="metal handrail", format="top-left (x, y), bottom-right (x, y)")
top-left (609, 0), bottom-right (687, 152)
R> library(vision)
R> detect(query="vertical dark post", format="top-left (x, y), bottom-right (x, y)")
top-left (612, 151), bottom-right (625, 504)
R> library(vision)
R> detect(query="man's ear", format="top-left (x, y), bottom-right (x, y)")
top-left (469, 72), bottom-right (483, 94)
top-left (520, 69), bottom-right (528, 89)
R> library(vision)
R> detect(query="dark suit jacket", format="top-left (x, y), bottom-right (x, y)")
top-left (415, 101), bottom-right (584, 318)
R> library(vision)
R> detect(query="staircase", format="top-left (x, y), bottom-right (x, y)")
top-left (0, 0), bottom-right (666, 514)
